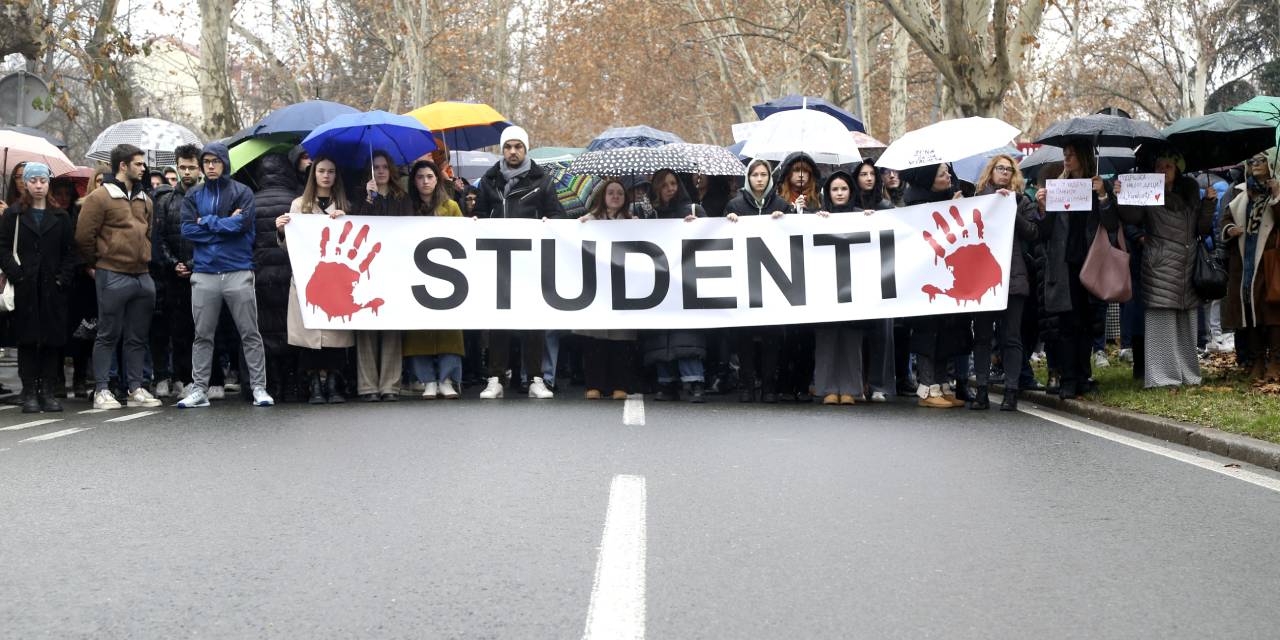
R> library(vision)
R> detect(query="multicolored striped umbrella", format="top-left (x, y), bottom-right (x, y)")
top-left (542, 160), bottom-right (600, 217)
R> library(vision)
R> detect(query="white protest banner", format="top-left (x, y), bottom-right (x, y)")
top-left (283, 194), bottom-right (1016, 330)
top-left (1046, 179), bottom-right (1093, 212)
top-left (1117, 173), bottom-right (1166, 206)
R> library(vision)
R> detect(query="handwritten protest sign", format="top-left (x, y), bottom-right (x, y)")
top-left (1117, 173), bottom-right (1166, 206)
top-left (1046, 179), bottom-right (1093, 212)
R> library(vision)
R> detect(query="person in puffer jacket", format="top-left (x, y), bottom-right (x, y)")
top-left (176, 141), bottom-right (273, 408)
top-left (251, 153), bottom-right (301, 401)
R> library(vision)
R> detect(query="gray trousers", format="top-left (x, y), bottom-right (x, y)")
top-left (191, 271), bottom-right (267, 392)
top-left (94, 270), bottom-right (155, 392)
top-left (357, 331), bottom-right (402, 395)
top-left (813, 323), bottom-right (865, 396)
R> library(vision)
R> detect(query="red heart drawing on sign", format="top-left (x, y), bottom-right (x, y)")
top-left (1063, 203), bottom-right (1071, 210)
top-left (1154, 193), bottom-right (1161, 202)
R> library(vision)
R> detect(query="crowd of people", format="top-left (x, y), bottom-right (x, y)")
top-left (0, 122), bottom-right (1274, 414)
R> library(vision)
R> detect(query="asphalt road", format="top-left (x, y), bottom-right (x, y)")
top-left (2, 377), bottom-right (1280, 639)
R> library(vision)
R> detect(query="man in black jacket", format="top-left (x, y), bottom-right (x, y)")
top-left (471, 126), bottom-right (564, 400)
top-left (153, 144), bottom-right (200, 399)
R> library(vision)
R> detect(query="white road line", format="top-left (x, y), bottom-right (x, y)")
top-left (622, 395), bottom-right (645, 426)
top-left (103, 411), bottom-right (161, 423)
top-left (1020, 403), bottom-right (1280, 494)
top-left (21, 427), bottom-right (91, 443)
top-left (0, 418), bottom-right (62, 432)
top-left (0, 405), bottom-right (17, 411)
top-left (78, 409), bottom-right (108, 415)
top-left (583, 474), bottom-right (647, 640)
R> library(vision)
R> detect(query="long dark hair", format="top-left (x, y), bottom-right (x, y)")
top-left (588, 178), bottom-right (633, 220)
top-left (850, 160), bottom-right (884, 210)
top-left (407, 160), bottom-right (449, 216)
top-left (5, 161), bottom-right (26, 202)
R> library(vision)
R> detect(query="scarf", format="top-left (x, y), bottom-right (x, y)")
top-left (1248, 180), bottom-right (1268, 236)
top-left (500, 157), bottom-right (532, 197)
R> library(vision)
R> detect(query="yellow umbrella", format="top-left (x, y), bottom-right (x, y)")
top-left (403, 102), bottom-right (511, 151)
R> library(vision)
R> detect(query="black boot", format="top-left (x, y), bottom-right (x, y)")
top-left (738, 388), bottom-right (755, 402)
top-left (653, 383), bottom-right (678, 401)
top-left (325, 372), bottom-right (346, 404)
top-left (20, 385), bottom-right (40, 413)
top-left (308, 373), bottom-right (326, 405)
top-left (968, 385), bottom-right (989, 410)
top-left (38, 381), bottom-right (62, 413)
top-left (687, 381), bottom-right (706, 404)
top-left (1000, 392), bottom-right (1019, 412)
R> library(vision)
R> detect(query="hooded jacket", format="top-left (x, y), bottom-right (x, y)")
top-left (725, 159), bottom-right (788, 217)
top-left (181, 141), bottom-right (256, 273)
top-left (775, 152), bottom-right (821, 213)
top-left (901, 163), bottom-right (957, 206)
top-left (649, 170), bottom-right (706, 220)
top-left (253, 153), bottom-right (300, 353)
top-left (848, 161), bottom-right (893, 211)
top-left (822, 169), bottom-right (893, 213)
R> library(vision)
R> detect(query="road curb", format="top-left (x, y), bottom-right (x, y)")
top-left (1004, 387), bottom-right (1280, 472)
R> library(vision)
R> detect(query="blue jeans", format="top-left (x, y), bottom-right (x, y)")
top-left (407, 354), bottom-right (463, 384)
top-left (656, 357), bottom-right (704, 384)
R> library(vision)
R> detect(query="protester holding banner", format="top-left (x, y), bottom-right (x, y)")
top-left (1034, 143), bottom-right (1118, 400)
top-left (1115, 149), bottom-right (1215, 389)
top-left (809, 170), bottom-right (867, 405)
top-left (848, 160), bottom-right (896, 403)
top-left (1222, 149), bottom-right (1280, 383)
top-left (402, 160), bottom-right (465, 399)
top-left (574, 178), bottom-right (639, 400)
top-left (277, 156), bottom-right (354, 404)
top-left (881, 168), bottom-right (905, 208)
top-left (972, 155), bottom-right (1040, 411)
top-left (725, 159), bottom-right (787, 402)
top-left (776, 153), bottom-right (824, 402)
top-left (352, 151), bottom-right (411, 402)
top-left (901, 162), bottom-right (967, 408)
top-left (472, 126), bottom-right (563, 400)
top-left (0, 163), bottom-right (76, 413)
top-left (643, 169), bottom-right (708, 402)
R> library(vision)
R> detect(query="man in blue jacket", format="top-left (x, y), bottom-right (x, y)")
top-left (176, 142), bottom-right (273, 408)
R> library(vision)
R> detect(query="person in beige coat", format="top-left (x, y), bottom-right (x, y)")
top-left (274, 156), bottom-right (354, 404)
top-left (1222, 149), bottom-right (1280, 382)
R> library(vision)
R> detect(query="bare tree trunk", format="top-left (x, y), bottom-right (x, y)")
top-left (196, 0), bottom-right (241, 136)
top-left (0, 0), bottom-right (44, 59)
top-left (888, 23), bottom-right (910, 139)
top-left (86, 0), bottom-right (135, 120)
top-left (231, 21), bottom-right (305, 104)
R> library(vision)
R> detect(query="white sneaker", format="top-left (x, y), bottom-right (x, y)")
top-left (93, 389), bottom-right (122, 410)
top-left (479, 377), bottom-right (504, 399)
top-left (440, 379), bottom-right (459, 399)
top-left (1205, 338), bottom-right (1222, 353)
top-left (870, 391), bottom-right (887, 403)
top-left (1118, 348), bottom-right (1133, 363)
top-left (422, 381), bottom-right (439, 399)
top-left (126, 387), bottom-right (162, 408)
top-left (1093, 351), bottom-right (1110, 368)
top-left (207, 385), bottom-right (225, 400)
top-left (176, 387), bottom-right (210, 408)
top-left (154, 379), bottom-right (171, 398)
top-left (528, 377), bottom-right (554, 399)
top-left (252, 386), bottom-right (275, 407)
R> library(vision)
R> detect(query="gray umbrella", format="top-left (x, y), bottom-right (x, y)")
top-left (1035, 114), bottom-right (1165, 148)
top-left (86, 117), bottom-right (202, 168)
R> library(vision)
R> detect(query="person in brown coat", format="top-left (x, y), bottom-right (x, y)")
top-left (1222, 149), bottom-right (1280, 381)
top-left (74, 143), bottom-right (163, 410)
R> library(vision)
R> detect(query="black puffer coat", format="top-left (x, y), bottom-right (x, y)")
top-left (252, 153), bottom-right (299, 354)
top-left (157, 181), bottom-right (194, 271)
top-left (0, 205), bottom-right (76, 347)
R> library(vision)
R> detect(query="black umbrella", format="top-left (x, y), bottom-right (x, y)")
top-left (1020, 145), bottom-right (1136, 181)
top-left (1161, 112), bottom-right (1276, 171)
top-left (1035, 114), bottom-right (1165, 148)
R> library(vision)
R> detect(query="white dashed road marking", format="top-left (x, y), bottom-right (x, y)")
top-left (0, 418), bottom-right (63, 432)
top-left (21, 427), bottom-right (92, 442)
top-left (622, 395), bottom-right (645, 426)
top-left (583, 474), bottom-right (647, 640)
top-left (104, 411), bottom-right (161, 423)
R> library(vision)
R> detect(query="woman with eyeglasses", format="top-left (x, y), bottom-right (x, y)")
top-left (1221, 149), bottom-right (1280, 382)
top-left (969, 155), bottom-right (1040, 410)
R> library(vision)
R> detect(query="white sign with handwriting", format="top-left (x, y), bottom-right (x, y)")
top-left (1046, 179), bottom-right (1093, 212)
top-left (1117, 173), bottom-right (1166, 206)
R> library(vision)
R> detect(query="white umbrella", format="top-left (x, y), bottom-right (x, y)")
top-left (740, 108), bottom-right (862, 165)
top-left (86, 117), bottom-right (202, 169)
top-left (876, 117), bottom-right (1020, 170)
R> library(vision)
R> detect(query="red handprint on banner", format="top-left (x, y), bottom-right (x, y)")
top-left (920, 205), bottom-right (1002, 305)
top-left (304, 220), bottom-right (386, 321)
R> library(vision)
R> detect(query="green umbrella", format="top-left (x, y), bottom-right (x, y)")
top-left (1231, 95), bottom-right (1280, 123)
top-left (1162, 112), bottom-right (1276, 171)
top-left (230, 135), bottom-right (295, 173)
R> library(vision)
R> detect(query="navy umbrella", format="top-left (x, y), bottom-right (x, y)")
top-left (751, 94), bottom-right (866, 133)
top-left (301, 111), bottom-right (438, 167)
top-left (230, 100), bottom-right (360, 146)
top-left (587, 126), bottom-right (683, 151)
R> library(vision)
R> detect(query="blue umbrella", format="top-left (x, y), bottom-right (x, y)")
top-left (951, 145), bottom-right (1024, 183)
top-left (751, 95), bottom-right (866, 133)
top-left (301, 111), bottom-right (438, 167)
top-left (230, 100), bottom-right (360, 146)
top-left (727, 139), bottom-right (747, 159)
top-left (439, 121), bottom-right (512, 151)
top-left (587, 125), bottom-right (684, 151)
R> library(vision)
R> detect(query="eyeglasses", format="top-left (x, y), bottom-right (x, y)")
top-left (994, 166), bottom-right (1014, 173)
